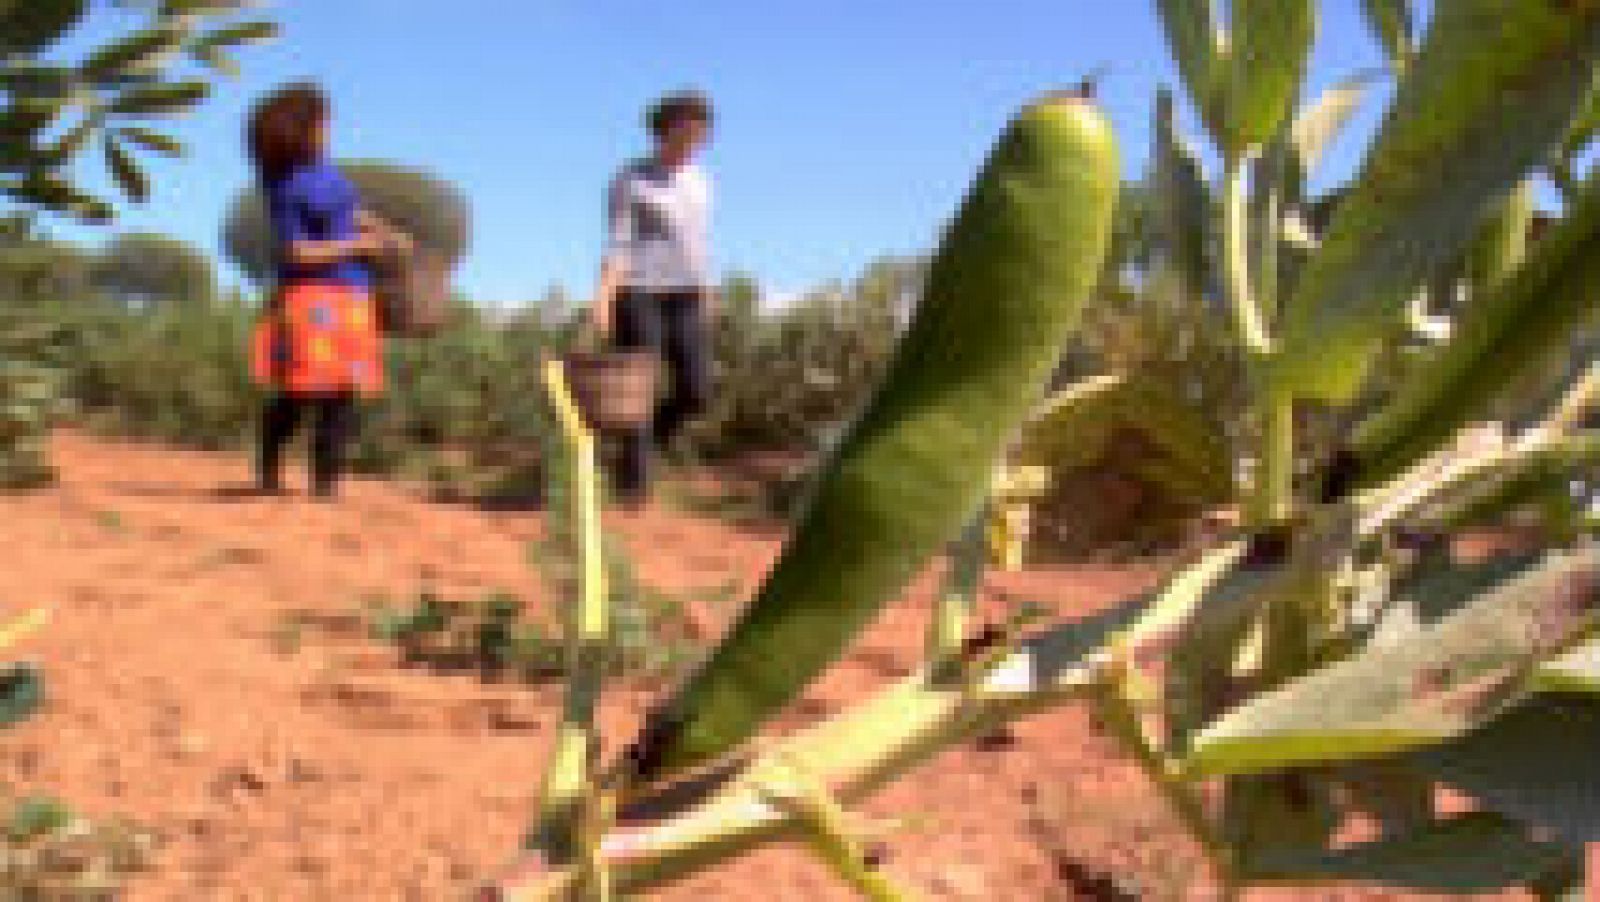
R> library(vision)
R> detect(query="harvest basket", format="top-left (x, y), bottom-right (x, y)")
top-left (562, 350), bottom-right (660, 433)
top-left (372, 246), bottom-right (453, 337)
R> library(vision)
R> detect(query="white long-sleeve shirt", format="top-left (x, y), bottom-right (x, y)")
top-left (605, 158), bottom-right (712, 291)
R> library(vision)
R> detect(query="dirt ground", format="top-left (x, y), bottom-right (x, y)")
top-left (0, 433), bottom-right (1543, 900)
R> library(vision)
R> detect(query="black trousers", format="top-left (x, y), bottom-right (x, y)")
top-left (612, 289), bottom-right (711, 497)
top-left (258, 392), bottom-right (358, 495)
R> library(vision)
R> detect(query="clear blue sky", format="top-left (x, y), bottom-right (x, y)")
top-left (59, 1), bottom-right (1418, 304)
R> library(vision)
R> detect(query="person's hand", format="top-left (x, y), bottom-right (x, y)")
top-left (591, 301), bottom-right (613, 339)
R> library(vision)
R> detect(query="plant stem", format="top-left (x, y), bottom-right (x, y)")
top-left (1092, 671), bottom-right (1228, 871)
top-left (532, 360), bottom-right (612, 891)
top-left (1249, 387), bottom-right (1295, 528)
top-left (495, 550), bottom-right (1243, 899)
top-left (761, 762), bottom-right (920, 902)
top-left (1223, 151), bottom-right (1273, 357)
top-left (928, 511), bottom-right (987, 677)
top-left (1224, 147), bottom-right (1293, 528)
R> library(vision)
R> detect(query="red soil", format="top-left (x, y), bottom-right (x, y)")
top-left (0, 433), bottom-right (1532, 900)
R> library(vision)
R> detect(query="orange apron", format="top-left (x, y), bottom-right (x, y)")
top-left (250, 281), bottom-right (384, 397)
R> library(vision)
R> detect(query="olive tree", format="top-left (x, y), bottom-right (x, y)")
top-left (222, 160), bottom-right (472, 284)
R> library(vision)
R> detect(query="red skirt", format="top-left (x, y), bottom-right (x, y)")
top-left (250, 281), bottom-right (384, 397)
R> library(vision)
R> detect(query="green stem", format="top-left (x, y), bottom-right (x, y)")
top-left (1224, 148), bottom-right (1293, 527)
top-left (928, 511), bottom-right (987, 678)
top-left (532, 361), bottom-right (612, 888)
top-left (761, 763), bottom-right (920, 902)
top-left (1249, 388), bottom-right (1295, 528)
top-left (1223, 150), bottom-right (1272, 356)
top-left (1092, 673), bottom-right (1229, 872)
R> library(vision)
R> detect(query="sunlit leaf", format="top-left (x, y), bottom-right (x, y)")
top-left (1187, 548), bottom-right (1600, 776)
top-left (102, 135), bottom-right (149, 203)
top-left (1155, 0), bottom-right (1227, 141)
top-left (192, 19), bottom-right (277, 49)
top-left (1292, 70), bottom-right (1381, 176)
top-left (1225, 0), bottom-right (1316, 153)
top-left (1272, 0), bottom-right (1600, 403)
top-left (116, 125), bottom-right (184, 157)
top-left (105, 80), bottom-right (211, 115)
top-left (1354, 176), bottom-right (1600, 483)
top-left (78, 24), bottom-right (184, 81)
top-left (1152, 87), bottom-right (1212, 303)
top-left (0, 0), bottom-right (89, 55)
top-left (1361, 0), bottom-right (1414, 71)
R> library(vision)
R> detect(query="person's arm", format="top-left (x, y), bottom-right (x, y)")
top-left (594, 172), bottom-right (633, 336)
top-left (696, 172), bottom-right (717, 319)
top-left (594, 256), bottom-right (624, 336)
top-left (281, 235), bottom-right (387, 269)
top-left (271, 182), bottom-right (387, 271)
top-left (355, 209), bottom-right (413, 253)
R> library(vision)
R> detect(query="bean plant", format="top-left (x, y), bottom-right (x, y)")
top-left (500, 2), bottom-right (1600, 899)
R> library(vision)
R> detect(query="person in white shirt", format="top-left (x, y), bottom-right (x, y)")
top-left (594, 90), bottom-right (716, 504)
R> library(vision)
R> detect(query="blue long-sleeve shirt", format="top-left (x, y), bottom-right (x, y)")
top-left (265, 161), bottom-right (372, 288)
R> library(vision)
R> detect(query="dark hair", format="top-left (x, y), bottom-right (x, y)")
top-left (647, 90), bottom-right (714, 139)
top-left (247, 82), bottom-right (328, 181)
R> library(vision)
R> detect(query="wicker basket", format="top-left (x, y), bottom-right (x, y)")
top-left (372, 246), bottom-right (452, 337)
top-left (562, 350), bottom-right (660, 433)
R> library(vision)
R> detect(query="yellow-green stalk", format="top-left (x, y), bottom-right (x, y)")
top-left (531, 359), bottom-right (613, 899)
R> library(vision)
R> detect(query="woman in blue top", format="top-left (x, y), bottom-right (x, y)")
top-left (246, 83), bottom-right (406, 498)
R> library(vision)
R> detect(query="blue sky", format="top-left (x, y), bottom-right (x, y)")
top-left (58, 1), bottom-right (1416, 304)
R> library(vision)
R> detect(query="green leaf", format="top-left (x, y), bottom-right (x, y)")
top-left (1353, 176), bottom-right (1600, 483)
top-left (3, 172), bottom-right (112, 222)
top-left (102, 135), bottom-right (149, 203)
top-left (156, 0), bottom-right (250, 16)
top-left (1223, 773), bottom-right (1338, 866)
top-left (1155, 0), bottom-right (1227, 142)
top-left (0, 0), bottom-right (88, 55)
top-left (1152, 87), bottom-right (1213, 303)
top-left (188, 44), bottom-right (238, 76)
top-left (116, 126), bottom-right (184, 157)
top-left (0, 98), bottom-right (68, 144)
top-left (1554, 73), bottom-right (1600, 173)
top-left (1464, 177), bottom-right (1537, 292)
top-left (0, 62), bottom-right (77, 99)
top-left (1243, 812), bottom-right (1571, 891)
top-left (1186, 547), bottom-right (1600, 777)
top-left (1291, 70), bottom-right (1382, 177)
top-left (1361, 0), bottom-right (1414, 72)
top-left (1417, 435), bottom-right (1600, 536)
top-left (42, 116), bottom-right (99, 165)
top-left (78, 24), bottom-right (184, 81)
top-left (7, 796), bottom-right (72, 841)
top-left (1164, 560), bottom-right (1283, 751)
top-left (1331, 760), bottom-right (1434, 839)
top-left (1225, 0), bottom-right (1316, 153)
top-left (1538, 638), bottom-right (1600, 694)
top-left (1409, 695), bottom-right (1600, 845)
top-left (105, 80), bottom-right (212, 115)
top-left (1272, 0), bottom-right (1600, 404)
top-left (192, 19), bottom-right (278, 49)
top-left (0, 663), bottom-right (42, 728)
